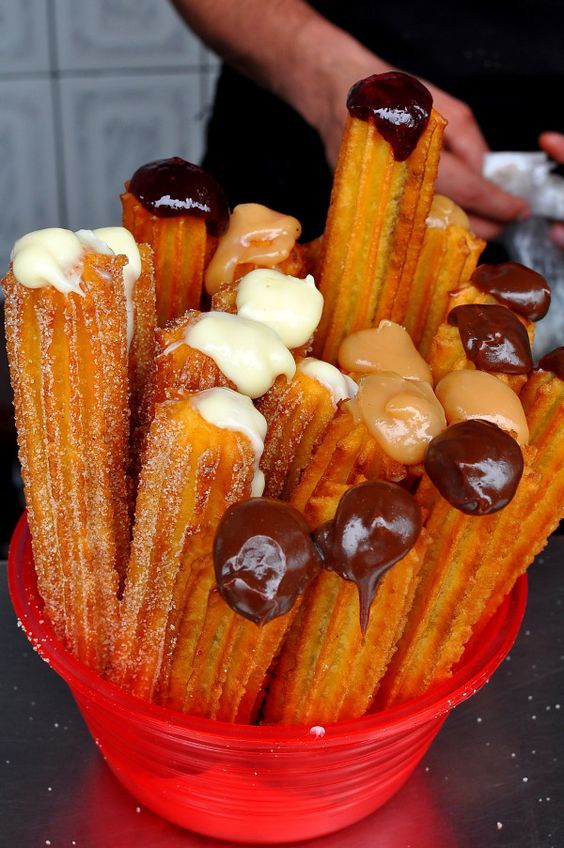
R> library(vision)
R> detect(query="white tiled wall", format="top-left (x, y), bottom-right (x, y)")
top-left (0, 0), bottom-right (221, 270)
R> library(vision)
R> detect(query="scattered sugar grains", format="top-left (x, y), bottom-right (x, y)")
top-left (309, 726), bottom-right (325, 739)
top-left (497, 822), bottom-right (503, 830)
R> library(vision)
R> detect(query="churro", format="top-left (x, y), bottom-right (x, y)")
top-left (3, 230), bottom-right (131, 671)
top-left (314, 72), bottom-right (446, 362)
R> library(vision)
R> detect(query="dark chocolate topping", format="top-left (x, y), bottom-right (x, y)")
top-left (448, 304), bottom-right (533, 374)
top-left (128, 157), bottom-right (229, 234)
top-left (213, 499), bottom-right (321, 625)
top-left (313, 481), bottom-right (421, 634)
top-left (424, 420), bottom-right (524, 516)
top-left (471, 262), bottom-right (551, 321)
top-left (538, 346), bottom-right (564, 380)
top-left (346, 72), bottom-right (433, 161)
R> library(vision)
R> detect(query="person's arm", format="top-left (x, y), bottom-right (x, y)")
top-left (171, 0), bottom-right (527, 238)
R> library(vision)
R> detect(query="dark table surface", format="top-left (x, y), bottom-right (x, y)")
top-left (1, 537), bottom-right (563, 848)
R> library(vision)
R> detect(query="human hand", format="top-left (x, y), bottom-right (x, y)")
top-left (539, 132), bottom-right (564, 249)
top-left (309, 52), bottom-right (528, 241)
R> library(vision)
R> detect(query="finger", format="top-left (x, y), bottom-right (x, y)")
top-left (467, 215), bottom-right (505, 241)
top-left (437, 152), bottom-right (529, 223)
top-left (427, 87), bottom-right (489, 172)
top-left (443, 108), bottom-right (489, 173)
top-left (549, 222), bottom-right (564, 250)
top-left (539, 132), bottom-right (564, 164)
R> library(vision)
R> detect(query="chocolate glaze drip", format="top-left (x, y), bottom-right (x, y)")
top-left (129, 157), bottom-right (229, 235)
top-left (471, 262), bottom-right (551, 322)
top-left (213, 499), bottom-right (321, 625)
top-left (448, 304), bottom-right (533, 374)
top-left (313, 481), bottom-right (421, 634)
top-left (346, 72), bottom-right (433, 161)
top-left (425, 420), bottom-right (524, 515)
top-left (538, 346), bottom-right (564, 380)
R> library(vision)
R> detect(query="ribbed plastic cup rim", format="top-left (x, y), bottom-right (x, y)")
top-left (8, 512), bottom-right (527, 745)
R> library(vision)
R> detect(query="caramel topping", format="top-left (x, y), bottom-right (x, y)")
top-left (346, 72), bottom-right (432, 161)
top-left (338, 321), bottom-right (432, 383)
top-left (347, 373), bottom-right (446, 464)
top-left (204, 203), bottom-right (302, 295)
top-left (471, 262), bottom-right (551, 322)
top-left (448, 304), bottom-right (533, 374)
top-left (538, 346), bottom-right (564, 380)
top-left (425, 420), bottom-right (524, 515)
top-left (214, 499), bottom-right (321, 625)
top-left (128, 157), bottom-right (229, 234)
top-left (426, 195), bottom-right (469, 230)
top-left (435, 370), bottom-right (529, 444)
top-left (313, 481), bottom-right (421, 634)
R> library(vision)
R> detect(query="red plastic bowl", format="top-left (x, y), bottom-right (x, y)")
top-left (9, 513), bottom-right (527, 844)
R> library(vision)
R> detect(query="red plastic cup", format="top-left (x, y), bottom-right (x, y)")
top-left (9, 513), bottom-right (527, 844)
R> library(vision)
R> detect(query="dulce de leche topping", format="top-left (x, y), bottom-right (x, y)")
top-left (425, 420), bottom-right (524, 515)
top-left (448, 304), bottom-right (533, 374)
top-left (313, 481), bottom-right (421, 634)
top-left (183, 312), bottom-right (296, 399)
top-left (338, 321), bottom-right (432, 383)
top-left (346, 71), bottom-right (433, 161)
top-left (471, 262), bottom-right (551, 322)
top-left (214, 499), bottom-right (322, 625)
top-left (435, 370), bottom-right (529, 444)
top-left (426, 195), bottom-right (470, 230)
top-left (236, 268), bottom-right (323, 348)
top-left (204, 203), bottom-right (302, 295)
top-left (128, 157), bottom-right (229, 234)
top-left (538, 346), bottom-right (564, 380)
top-left (348, 373), bottom-right (446, 464)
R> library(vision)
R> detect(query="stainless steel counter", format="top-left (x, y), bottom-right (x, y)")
top-left (2, 537), bottom-right (563, 848)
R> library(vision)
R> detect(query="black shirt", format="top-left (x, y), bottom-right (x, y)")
top-left (203, 1), bottom-right (564, 239)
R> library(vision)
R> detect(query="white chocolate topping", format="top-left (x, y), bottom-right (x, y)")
top-left (191, 387), bottom-right (267, 496)
top-left (347, 372), bottom-right (446, 464)
top-left (76, 227), bottom-right (141, 349)
top-left (205, 203), bottom-right (302, 295)
top-left (298, 358), bottom-right (358, 406)
top-left (10, 228), bottom-right (84, 294)
top-left (435, 370), bottom-right (529, 444)
top-left (236, 268), bottom-right (323, 348)
top-left (338, 321), bottom-right (433, 384)
top-left (426, 195), bottom-right (470, 230)
top-left (184, 312), bottom-right (296, 399)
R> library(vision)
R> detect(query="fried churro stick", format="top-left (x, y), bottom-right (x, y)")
top-left (291, 406), bottom-right (407, 518)
top-left (263, 490), bottom-right (426, 726)
top-left (314, 73), bottom-right (446, 363)
top-left (427, 282), bottom-right (534, 392)
top-left (402, 197), bottom-right (485, 356)
top-left (377, 368), bottom-right (563, 706)
top-left (111, 390), bottom-right (261, 701)
top-left (162, 554), bottom-right (302, 722)
top-left (121, 157), bottom-right (229, 325)
top-left (257, 363), bottom-right (355, 499)
top-left (3, 234), bottom-right (130, 672)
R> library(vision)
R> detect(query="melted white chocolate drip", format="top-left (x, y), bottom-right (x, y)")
top-left (298, 358), bottom-right (358, 406)
top-left (181, 312), bottom-right (296, 399)
top-left (76, 227), bottom-right (141, 350)
top-left (11, 228), bottom-right (84, 295)
top-left (191, 387), bottom-right (267, 496)
top-left (236, 268), bottom-right (323, 348)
